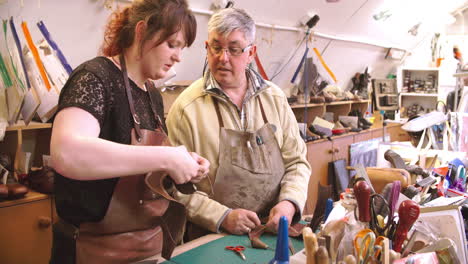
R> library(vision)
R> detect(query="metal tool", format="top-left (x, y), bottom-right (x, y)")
top-left (355, 164), bottom-right (375, 193)
top-left (369, 193), bottom-right (394, 237)
top-left (225, 245), bottom-right (246, 260)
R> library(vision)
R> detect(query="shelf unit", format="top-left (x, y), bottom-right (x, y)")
top-left (453, 71), bottom-right (468, 112)
top-left (290, 100), bottom-right (370, 124)
top-left (397, 67), bottom-right (441, 118)
top-left (1, 121), bottom-right (52, 178)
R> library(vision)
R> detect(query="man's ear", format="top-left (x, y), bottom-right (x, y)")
top-left (247, 45), bottom-right (257, 63)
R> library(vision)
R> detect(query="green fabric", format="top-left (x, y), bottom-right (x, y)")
top-left (162, 234), bottom-right (304, 264)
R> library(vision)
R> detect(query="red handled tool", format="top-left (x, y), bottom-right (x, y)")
top-left (226, 245), bottom-right (246, 260)
top-left (354, 180), bottom-right (372, 222)
top-left (393, 200), bottom-right (420, 252)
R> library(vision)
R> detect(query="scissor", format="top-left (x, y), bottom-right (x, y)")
top-left (354, 229), bottom-right (386, 264)
top-left (369, 193), bottom-right (395, 237)
top-left (225, 245), bottom-right (246, 260)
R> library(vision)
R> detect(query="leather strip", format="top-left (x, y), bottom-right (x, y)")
top-left (256, 96), bottom-right (269, 124)
top-left (145, 81), bottom-right (164, 129)
top-left (119, 54), bottom-right (142, 141)
top-left (213, 98), bottom-right (224, 128)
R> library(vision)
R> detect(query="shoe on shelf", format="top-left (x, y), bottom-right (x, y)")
top-left (322, 91), bottom-right (336, 103)
top-left (349, 109), bottom-right (371, 129)
top-left (309, 124), bottom-right (333, 138)
top-left (310, 96), bottom-right (325, 104)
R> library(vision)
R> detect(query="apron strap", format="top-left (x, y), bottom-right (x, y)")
top-left (119, 54), bottom-right (142, 141)
top-left (213, 98), bottom-right (225, 128)
top-left (145, 81), bottom-right (164, 130)
top-left (257, 96), bottom-right (269, 124)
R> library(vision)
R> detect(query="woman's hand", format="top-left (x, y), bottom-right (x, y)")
top-left (189, 152), bottom-right (210, 183)
top-left (166, 146), bottom-right (209, 184)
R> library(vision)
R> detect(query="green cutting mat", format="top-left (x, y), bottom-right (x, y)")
top-left (162, 233), bottom-right (304, 264)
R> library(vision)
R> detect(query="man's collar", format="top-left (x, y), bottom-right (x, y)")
top-left (203, 67), bottom-right (268, 95)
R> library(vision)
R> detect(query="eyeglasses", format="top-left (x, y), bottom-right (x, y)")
top-left (206, 43), bottom-right (252, 57)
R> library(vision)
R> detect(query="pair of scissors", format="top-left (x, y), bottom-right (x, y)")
top-left (353, 229), bottom-right (386, 264)
top-left (369, 193), bottom-right (395, 237)
top-left (225, 245), bottom-right (246, 260)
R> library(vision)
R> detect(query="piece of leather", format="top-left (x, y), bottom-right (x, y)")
top-left (309, 183), bottom-right (332, 232)
top-left (76, 128), bottom-right (185, 264)
top-left (248, 222), bottom-right (307, 249)
top-left (329, 159), bottom-right (350, 201)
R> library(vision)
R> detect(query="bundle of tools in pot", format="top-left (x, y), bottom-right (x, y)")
top-left (301, 170), bottom-right (421, 264)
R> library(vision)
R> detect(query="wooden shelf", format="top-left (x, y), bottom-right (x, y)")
top-left (290, 99), bottom-right (370, 109)
top-left (0, 191), bottom-right (49, 208)
top-left (400, 93), bottom-right (438, 97)
top-left (325, 101), bottom-right (351, 106)
top-left (453, 72), bottom-right (468, 78)
top-left (6, 121), bottom-right (52, 131)
top-left (290, 103), bottom-right (324, 109)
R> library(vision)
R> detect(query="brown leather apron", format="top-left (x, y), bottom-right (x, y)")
top-left (212, 97), bottom-right (285, 216)
top-left (74, 55), bottom-right (187, 264)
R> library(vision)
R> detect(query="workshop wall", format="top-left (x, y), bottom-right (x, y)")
top-left (0, 0), bottom-right (465, 94)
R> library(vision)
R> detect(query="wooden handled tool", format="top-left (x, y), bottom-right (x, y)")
top-left (354, 180), bottom-right (371, 222)
top-left (315, 246), bottom-right (330, 264)
top-left (302, 227), bottom-right (317, 264)
top-left (393, 200), bottom-right (420, 252)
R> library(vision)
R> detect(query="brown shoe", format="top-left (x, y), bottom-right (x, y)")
top-left (0, 184), bottom-right (8, 199)
top-left (7, 183), bottom-right (28, 199)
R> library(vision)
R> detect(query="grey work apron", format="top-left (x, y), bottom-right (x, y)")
top-left (73, 55), bottom-right (186, 264)
top-left (212, 96), bottom-right (285, 217)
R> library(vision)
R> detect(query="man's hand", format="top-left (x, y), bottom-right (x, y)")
top-left (265, 200), bottom-right (297, 233)
top-left (221, 209), bottom-right (261, 235)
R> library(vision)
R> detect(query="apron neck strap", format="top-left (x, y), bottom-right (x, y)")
top-left (212, 96), bottom-right (269, 129)
top-left (213, 98), bottom-right (224, 128)
top-left (145, 81), bottom-right (164, 129)
top-left (119, 54), bottom-right (142, 141)
top-left (257, 96), bottom-right (269, 124)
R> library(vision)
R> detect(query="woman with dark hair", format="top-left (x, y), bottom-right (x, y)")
top-left (49, 1), bottom-right (208, 263)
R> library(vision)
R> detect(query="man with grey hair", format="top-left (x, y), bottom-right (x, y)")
top-left (167, 7), bottom-right (311, 239)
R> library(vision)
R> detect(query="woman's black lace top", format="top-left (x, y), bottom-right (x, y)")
top-left (54, 56), bottom-right (165, 226)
